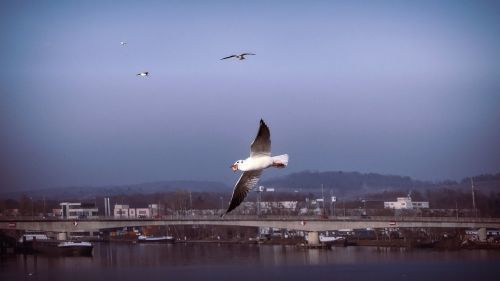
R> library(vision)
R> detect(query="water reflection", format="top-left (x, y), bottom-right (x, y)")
top-left (2, 243), bottom-right (500, 281)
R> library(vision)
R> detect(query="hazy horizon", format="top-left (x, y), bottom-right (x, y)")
top-left (2, 168), bottom-right (498, 193)
top-left (1, 1), bottom-right (500, 191)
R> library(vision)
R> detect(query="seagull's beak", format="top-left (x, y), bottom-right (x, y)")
top-left (231, 164), bottom-right (238, 172)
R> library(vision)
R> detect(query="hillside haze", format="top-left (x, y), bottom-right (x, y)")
top-left (1, 170), bottom-right (498, 200)
top-left (262, 170), bottom-right (500, 197)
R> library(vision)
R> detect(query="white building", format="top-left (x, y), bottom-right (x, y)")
top-left (384, 195), bottom-right (429, 210)
top-left (114, 204), bottom-right (130, 218)
top-left (59, 202), bottom-right (98, 219)
top-left (242, 201), bottom-right (298, 214)
top-left (114, 204), bottom-right (156, 218)
top-left (487, 229), bottom-right (500, 236)
top-left (148, 204), bottom-right (164, 218)
top-left (136, 208), bottom-right (151, 218)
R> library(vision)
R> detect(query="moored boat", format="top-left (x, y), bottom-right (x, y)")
top-left (17, 233), bottom-right (51, 252)
top-left (319, 235), bottom-right (345, 245)
top-left (32, 240), bottom-right (93, 256)
top-left (137, 235), bottom-right (175, 243)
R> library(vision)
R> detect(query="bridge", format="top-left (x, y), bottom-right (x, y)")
top-left (2, 216), bottom-right (500, 233)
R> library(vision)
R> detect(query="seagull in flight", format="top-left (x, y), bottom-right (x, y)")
top-left (220, 53), bottom-right (256, 61)
top-left (222, 119), bottom-right (289, 216)
top-left (136, 71), bottom-right (149, 77)
top-left (120, 41), bottom-right (127, 46)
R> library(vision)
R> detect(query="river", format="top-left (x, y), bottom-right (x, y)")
top-left (1, 243), bottom-right (500, 281)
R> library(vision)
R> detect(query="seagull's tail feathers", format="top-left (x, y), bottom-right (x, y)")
top-left (272, 154), bottom-right (289, 168)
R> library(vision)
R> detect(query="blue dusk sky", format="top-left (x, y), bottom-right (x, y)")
top-left (1, 0), bottom-right (499, 190)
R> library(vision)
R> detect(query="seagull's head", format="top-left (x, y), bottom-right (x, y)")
top-left (231, 160), bottom-right (243, 172)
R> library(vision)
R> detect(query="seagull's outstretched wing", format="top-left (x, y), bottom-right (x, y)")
top-left (242, 53), bottom-right (256, 56)
top-left (250, 119), bottom-right (271, 157)
top-left (220, 55), bottom-right (236, 60)
top-left (222, 170), bottom-right (262, 216)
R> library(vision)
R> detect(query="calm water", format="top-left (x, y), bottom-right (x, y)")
top-left (1, 243), bottom-right (500, 281)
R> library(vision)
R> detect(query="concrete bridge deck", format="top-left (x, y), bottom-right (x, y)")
top-left (2, 216), bottom-right (500, 232)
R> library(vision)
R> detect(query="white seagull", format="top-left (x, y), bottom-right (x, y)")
top-left (222, 119), bottom-right (289, 216)
top-left (220, 53), bottom-right (256, 61)
top-left (136, 71), bottom-right (149, 77)
top-left (120, 41), bottom-right (127, 46)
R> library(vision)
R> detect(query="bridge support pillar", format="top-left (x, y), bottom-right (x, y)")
top-left (306, 231), bottom-right (320, 245)
top-left (57, 232), bottom-right (67, 241)
top-left (478, 228), bottom-right (487, 242)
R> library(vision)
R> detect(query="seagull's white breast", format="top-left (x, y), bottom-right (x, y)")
top-left (239, 155), bottom-right (273, 171)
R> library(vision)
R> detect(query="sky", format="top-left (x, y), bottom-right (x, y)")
top-left (1, 0), bottom-right (499, 191)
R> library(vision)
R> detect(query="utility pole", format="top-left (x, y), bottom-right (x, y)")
top-left (256, 187), bottom-right (262, 216)
top-left (259, 191), bottom-right (262, 216)
top-left (330, 190), bottom-right (336, 217)
top-left (330, 190), bottom-right (333, 216)
top-left (30, 197), bottom-right (34, 217)
top-left (321, 184), bottom-right (325, 215)
top-left (342, 199), bottom-right (346, 217)
top-left (471, 178), bottom-right (477, 217)
top-left (189, 190), bottom-right (193, 212)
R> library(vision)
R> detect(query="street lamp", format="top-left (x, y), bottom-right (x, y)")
top-left (331, 195), bottom-right (336, 216)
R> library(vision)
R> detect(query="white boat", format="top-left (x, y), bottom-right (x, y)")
top-left (18, 233), bottom-right (50, 243)
top-left (17, 233), bottom-right (51, 252)
top-left (58, 241), bottom-right (92, 248)
top-left (137, 235), bottom-right (175, 243)
top-left (33, 240), bottom-right (93, 256)
top-left (319, 234), bottom-right (345, 244)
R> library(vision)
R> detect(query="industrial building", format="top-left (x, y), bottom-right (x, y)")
top-left (113, 204), bottom-right (162, 218)
top-left (58, 202), bottom-right (99, 219)
top-left (384, 194), bottom-right (429, 210)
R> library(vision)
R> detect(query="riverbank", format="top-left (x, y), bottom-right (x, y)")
top-left (101, 235), bottom-right (500, 250)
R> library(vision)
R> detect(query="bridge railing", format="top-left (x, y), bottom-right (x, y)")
top-left (2, 215), bottom-right (500, 223)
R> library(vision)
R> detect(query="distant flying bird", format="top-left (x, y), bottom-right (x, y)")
top-left (222, 119), bottom-right (289, 216)
top-left (136, 71), bottom-right (149, 77)
top-left (120, 41), bottom-right (127, 46)
top-left (220, 53), bottom-right (256, 60)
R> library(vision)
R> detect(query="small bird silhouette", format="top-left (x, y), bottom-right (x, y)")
top-left (220, 53), bottom-right (256, 60)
